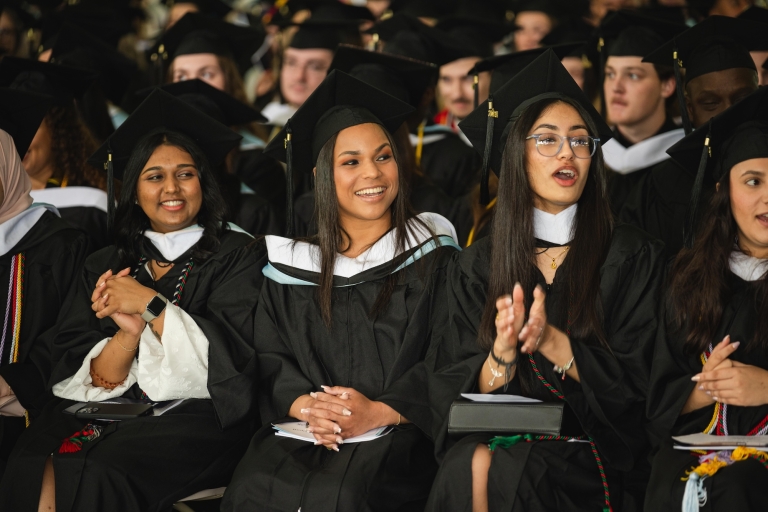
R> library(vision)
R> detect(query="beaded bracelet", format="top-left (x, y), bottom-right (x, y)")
top-left (89, 368), bottom-right (125, 390)
top-left (488, 348), bottom-right (518, 391)
top-left (553, 356), bottom-right (575, 381)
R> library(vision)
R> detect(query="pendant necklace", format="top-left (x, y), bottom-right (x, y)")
top-left (545, 246), bottom-right (570, 270)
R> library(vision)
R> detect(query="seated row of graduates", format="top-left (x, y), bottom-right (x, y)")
top-left (0, 48), bottom-right (766, 512)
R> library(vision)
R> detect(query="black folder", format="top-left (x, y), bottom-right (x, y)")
top-left (447, 399), bottom-right (565, 436)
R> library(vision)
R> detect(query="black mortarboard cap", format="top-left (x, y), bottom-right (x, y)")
top-left (40, 3), bottom-right (134, 48)
top-left (366, 13), bottom-right (470, 66)
top-left (88, 88), bottom-right (242, 227)
top-left (0, 57), bottom-right (98, 106)
top-left (667, 87), bottom-right (768, 247)
top-left (0, 88), bottom-right (54, 157)
top-left (288, 19), bottom-right (360, 50)
top-left (47, 22), bottom-right (139, 105)
top-left (136, 79), bottom-right (267, 125)
top-left (329, 44), bottom-right (437, 109)
top-left (389, 0), bottom-right (456, 19)
top-left (264, 70), bottom-right (414, 235)
top-left (161, 0), bottom-right (232, 18)
top-left (470, 43), bottom-right (585, 95)
top-left (511, 0), bottom-right (563, 19)
top-left (157, 12), bottom-right (266, 74)
top-left (459, 49), bottom-right (612, 204)
top-left (737, 5), bottom-right (768, 25)
top-left (435, 16), bottom-right (513, 46)
top-left (308, 1), bottom-right (375, 22)
top-left (598, 10), bottom-right (686, 58)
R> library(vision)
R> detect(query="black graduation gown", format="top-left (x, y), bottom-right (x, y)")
top-left (419, 132), bottom-right (481, 199)
top-left (36, 184), bottom-right (110, 252)
top-left (0, 230), bottom-right (266, 512)
top-left (221, 233), bottom-right (459, 512)
top-left (0, 212), bottom-right (89, 475)
top-left (606, 119), bottom-right (683, 216)
top-left (425, 224), bottom-right (666, 512)
top-left (645, 274), bottom-right (768, 511)
top-left (234, 192), bottom-right (283, 236)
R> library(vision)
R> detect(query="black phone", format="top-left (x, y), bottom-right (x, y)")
top-left (74, 402), bottom-right (154, 420)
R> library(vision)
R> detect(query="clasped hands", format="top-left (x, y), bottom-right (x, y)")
top-left (296, 386), bottom-right (399, 451)
top-left (91, 268), bottom-right (157, 338)
top-left (691, 335), bottom-right (768, 407)
top-left (494, 283), bottom-right (553, 360)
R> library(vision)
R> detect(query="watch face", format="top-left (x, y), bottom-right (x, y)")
top-left (147, 296), bottom-right (167, 316)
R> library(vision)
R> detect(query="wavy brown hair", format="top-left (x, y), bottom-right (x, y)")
top-left (47, 103), bottom-right (105, 190)
top-left (669, 173), bottom-right (768, 354)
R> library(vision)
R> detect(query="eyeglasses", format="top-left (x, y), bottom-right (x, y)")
top-left (525, 133), bottom-right (600, 159)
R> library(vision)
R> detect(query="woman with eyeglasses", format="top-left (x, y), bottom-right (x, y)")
top-left (425, 51), bottom-right (666, 512)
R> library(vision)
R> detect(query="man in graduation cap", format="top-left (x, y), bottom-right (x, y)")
top-left (737, 4), bottom-right (768, 86)
top-left (618, 16), bottom-right (763, 257)
top-left (597, 10), bottom-right (687, 213)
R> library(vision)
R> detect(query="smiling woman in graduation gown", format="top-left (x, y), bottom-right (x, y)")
top-left (221, 70), bottom-right (461, 512)
top-left (0, 112), bottom-right (89, 475)
top-left (0, 89), bottom-right (266, 512)
top-left (424, 51), bottom-right (666, 512)
top-left (646, 88), bottom-right (768, 511)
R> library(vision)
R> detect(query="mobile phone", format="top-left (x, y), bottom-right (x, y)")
top-left (74, 402), bottom-right (154, 420)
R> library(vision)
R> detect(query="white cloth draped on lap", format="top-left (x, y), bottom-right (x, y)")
top-left (53, 303), bottom-right (210, 402)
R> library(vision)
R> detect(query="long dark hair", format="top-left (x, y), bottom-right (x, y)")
top-left (307, 123), bottom-right (434, 327)
top-left (47, 103), bottom-right (105, 190)
top-left (114, 129), bottom-right (228, 270)
top-left (478, 97), bottom-right (614, 392)
top-left (669, 173), bottom-right (768, 354)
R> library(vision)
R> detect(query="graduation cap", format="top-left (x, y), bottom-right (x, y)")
top-left (288, 18), bottom-right (360, 50)
top-left (389, 0), bottom-right (456, 20)
top-left (39, 2), bottom-right (135, 48)
top-left (468, 43), bottom-right (584, 106)
top-left (161, 0), bottom-right (232, 19)
top-left (88, 88), bottom-right (242, 228)
top-left (329, 44), bottom-right (437, 109)
top-left (459, 49), bottom-right (612, 205)
top-left (308, 1), bottom-right (375, 22)
top-left (0, 88), bottom-right (54, 157)
top-left (136, 79), bottom-right (267, 125)
top-left (46, 22), bottom-right (139, 106)
top-left (264, 70), bottom-right (414, 235)
top-left (0, 57), bottom-right (98, 106)
top-left (667, 87), bottom-right (768, 248)
top-left (643, 16), bottom-right (766, 135)
top-left (367, 13), bottom-right (474, 66)
top-left (737, 5), bottom-right (768, 25)
top-left (155, 12), bottom-right (266, 75)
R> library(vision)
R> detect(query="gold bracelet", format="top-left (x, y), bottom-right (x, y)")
top-left (114, 332), bottom-right (139, 352)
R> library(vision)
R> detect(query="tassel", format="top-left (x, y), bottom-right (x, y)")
top-left (598, 38), bottom-right (607, 119)
top-left (106, 145), bottom-right (115, 239)
top-left (480, 96), bottom-right (498, 206)
top-left (683, 129), bottom-right (711, 248)
top-left (473, 73), bottom-right (480, 109)
top-left (284, 124), bottom-right (294, 237)
top-left (682, 473), bottom-right (707, 512)
top-left (488, 433), bottom-right (533, 451)
top-left (58, 423), bottom-right (103, 454)
top-left (673, 49), bottom-right (692, 135)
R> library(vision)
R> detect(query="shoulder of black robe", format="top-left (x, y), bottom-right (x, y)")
top-left (34, 185), bottom-right (110, 252)
top-left (429, 224), bottom-right (667, 470)
top-left (0, 211), bottom-right (90, 415)
top-left (56, 206), bottom-right (109, 253)
top-left (47, 229), bottom-right (267, 429)
top-left (419, 133), bottom-right (481, 199)
top-left (235, 193), bottom-right (282, 236)
top-left (647, 273), bottom-right (768, 449)
top-left (233, 148), bottom-right (287, 226)
top-left (292, 190), bottom-right (317, 238)
top-left (409, 174), bottom-right (458, 225)
top-left (255, 235), bottom-right (458, 436)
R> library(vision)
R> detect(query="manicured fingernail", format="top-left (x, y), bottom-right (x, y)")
top-left (341, 392), bottom-right (349, 399)
top-left (713, 396), bottom-right (719, 401)
top-left (334, 426), bottom-right (342, 434)
top-left (336, 437), bottom-right (343, 444)
top-left (332, 445), bottom-right (339, 452)
top-left (343, 409), bottom-right (351, 416)
top-left (321, 385), bottom-right (330, 391)
top-left (307, 427), bottom-right (314, 433)
top-left (691, 375), bottom-right (700, 381)
top-left (314, 441), bottom-right (322, 445)
top-left (705, 391), bottom-right (711, 395)
top-left (731, 342), bottom-right (740, 349)
top-left (300, 408), bottom-right (310, 414)
top-left (310, 392), bottom-right (317, 398)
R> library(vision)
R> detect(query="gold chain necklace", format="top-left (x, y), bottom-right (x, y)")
top-left (544, 246), bottom-right (570, 269)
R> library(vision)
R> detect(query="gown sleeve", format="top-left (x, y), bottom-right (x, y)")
top-left (52, 339), bottom-right (139, 401)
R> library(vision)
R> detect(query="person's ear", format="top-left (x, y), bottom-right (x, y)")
top-left (716, 182), bottom-right (721, 192)
top-left (312, 166), bottom-right (317, 177)
top-left (660, 76), bottom-right (676, 99)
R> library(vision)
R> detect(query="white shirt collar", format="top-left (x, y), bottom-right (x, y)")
top-left (729, 250), bottom-right (768, 282)
top-left (533, 204), bottom-right (577, 245)
top-left (144, 224), bottom-right (204, 261)
top-left (0, 203), bottom-right (59, 256)
top-left (266, 212), bottom-right (458, 278)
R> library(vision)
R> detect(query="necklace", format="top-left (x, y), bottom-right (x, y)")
top-left (154, 260), bottom-right (173, 268)
top-left (133, 256), bottom-right (194, 306)
top-left (544, 246), bottom-right (569, 269)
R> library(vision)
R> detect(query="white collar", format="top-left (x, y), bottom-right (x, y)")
top-left (144, 224), bottom-right (204, 261)
top-left (729, 250), bottom-right (768, 282)
top-left (0, 204), bottom-right (59, 257)
top-left (261, 101), bottom-right (297, 127)
top-left (602, 128), bottom-right (684, 175)
top-left (30, 187), bottom-right (109, 213)
top-left (265, 212), bottom-right (458, 278)
top-left (533, 204), bottom-right (577, 245)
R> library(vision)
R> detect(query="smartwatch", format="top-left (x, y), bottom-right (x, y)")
top-left (141, 293), bottom-right (168, 323)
